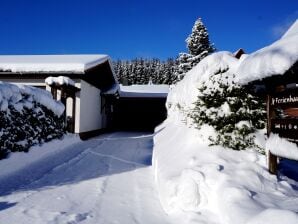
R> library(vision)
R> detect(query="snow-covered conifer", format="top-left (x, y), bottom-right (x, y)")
top-left (189, 72), bottom-right (266, 152)
top-left (174, 18), bottom-right (215, 82)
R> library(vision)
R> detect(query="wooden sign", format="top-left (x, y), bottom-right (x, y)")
top-left (267, 88), bottom-right (298, 174)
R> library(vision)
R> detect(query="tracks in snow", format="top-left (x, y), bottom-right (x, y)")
top-left (0, 132), bottom-right (173, 224)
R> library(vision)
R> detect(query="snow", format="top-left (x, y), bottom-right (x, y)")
top-left (153, 111), bottom-right (298, 224)
top-left (0, 54), bottom-right (109, 73)
top-left (236, 23), bottom-right (298, 84)
top-left (119, 84), bottom-right (170, 98)
top-left (282, 19), bottom-right (298, 39)
top-left (0, 135), bottom-right (80, 180)
top-left (0, 132), bottom-right (177, 224)
top-left (0, 82), bottom-right (64, 116)
top-left (153, 49), bottom-right (298, 223)
top-left (45, 76), bottom-right (76, 87)
top-left (166, 51), bottom-right (238, 119)
top-left (266, 134), bottom-right (298, 160)
top-left (0, 19), bottom-right (297, 224)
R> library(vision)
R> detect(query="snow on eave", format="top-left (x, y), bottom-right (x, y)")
top-left (236, 33), bottom-right (298, 85)
top-left (119, 84), bottom-right (169, 98)
top-left (83, 55), bottom-right (110, 71)
top-left (282, 19), bottom-right (298, 39)
top-left (0, 54), bottom-right (110, 74)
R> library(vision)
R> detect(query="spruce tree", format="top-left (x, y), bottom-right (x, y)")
top-left (189, 72), bottom-right (266, 152)
top-left (175, 18), bottom-right (215, 82)
top-left (186, 18), bottom-right (215, 57)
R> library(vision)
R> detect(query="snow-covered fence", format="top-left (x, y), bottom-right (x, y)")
top-left (0, 82), bottom-right (65, 159)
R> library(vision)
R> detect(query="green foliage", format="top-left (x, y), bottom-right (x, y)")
top-left (0, 97), bottom-right (65, 159)
top-left (175, 18), bottom-right (215, 82)
top-left (186, 18), bottom-right (215, 57)
top-left (189, 73), bottom-right (266, 151)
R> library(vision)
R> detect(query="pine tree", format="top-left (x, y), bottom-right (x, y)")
top-left (186, 18), bottom-right (215, 57)
top-left (189, 72), bottom-right (266, 152)
top-left (174, 18), bottom-right (215, 82)
top-left (112, 58), bottom-right (177, 85)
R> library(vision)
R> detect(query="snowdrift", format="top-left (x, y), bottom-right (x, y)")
top-left (152, 51), bottom-right (298, 223)
top-left (236, 19), bottom-right (298, 84)
top-left (0, 82), bottom-right (65, 158)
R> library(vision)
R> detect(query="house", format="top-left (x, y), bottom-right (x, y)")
top-left (0, 54), bottom-right (119, 139)
top-left (0, 54), bottom-right (170, 137)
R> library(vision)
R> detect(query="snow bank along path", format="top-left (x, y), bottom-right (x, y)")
top-left (0, 132), bottom-right (176, 224)
top-left (152, 51), bottom-right (298, 224)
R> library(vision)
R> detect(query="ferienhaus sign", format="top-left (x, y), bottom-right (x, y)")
top-left (271, 95), bottom-right (298, 106)
top-left (270, 90), bottom-right (298, 118)
top-left (266, 87), bottom-right (298, 174)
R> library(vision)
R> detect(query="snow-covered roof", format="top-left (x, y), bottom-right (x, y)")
top-left (236, 20), bottom-right (298, 84)
top-left (282, 19), bottom-right (298, 39)
top-left (119, 84), bottom-right (170, 98)
top-left (0, 54), bottom-right (110, 74)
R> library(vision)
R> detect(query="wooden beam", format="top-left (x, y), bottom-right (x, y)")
top-left (268, 151), bottom-right (278, 174)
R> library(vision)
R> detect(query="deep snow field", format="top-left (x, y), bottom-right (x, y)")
top-left (1, 130), bottom-right (296, 224)
top-left (153, 120), bottom-right (298, 224)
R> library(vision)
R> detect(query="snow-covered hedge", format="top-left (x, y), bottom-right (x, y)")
top-left (0, 82), bottom-right (65, 159)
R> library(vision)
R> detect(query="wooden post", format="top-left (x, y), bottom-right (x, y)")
top-left (266, 94), bottom-right (272, 136)
top-left (71, 95), bottom-right (76, 133)
top-left (268, 151), bottom-right (278, 174)
top-left (51, 88), bottom-right (57, 100)
top-left (266, 94), bottom-right (278, 174)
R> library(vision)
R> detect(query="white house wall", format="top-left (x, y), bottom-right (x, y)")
top-left (78, 80), bottom-right (103, 133)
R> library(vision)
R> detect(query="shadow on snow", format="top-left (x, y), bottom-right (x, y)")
top-left (0, 202), bottom-right (17, 211)
top-left (0, 132), bottom-right (154, 197)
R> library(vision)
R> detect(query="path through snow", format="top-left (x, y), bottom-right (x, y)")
top-left (0, 132), bottom-right (176, 224)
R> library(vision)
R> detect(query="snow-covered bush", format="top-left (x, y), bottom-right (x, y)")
top-left (189, 71), bottom-right (266, 151)
top-left (0, 82), bottom-right (65, 159)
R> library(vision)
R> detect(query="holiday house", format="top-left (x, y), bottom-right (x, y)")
top-left (0, 54), bottom-right (170, 138)
top-left (0, 54), bottom-right (118, 139)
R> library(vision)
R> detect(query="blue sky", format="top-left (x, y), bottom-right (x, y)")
top-left (0, 0), bottom-right (297, 60)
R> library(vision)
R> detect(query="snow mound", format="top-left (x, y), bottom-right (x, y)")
top-left (153, 50), bottom-right (298, 223)
top-left (153, 121), bottom-right (298, 223)
top-left (236, 23), bottom-right (298, 84)
top-left (0, 82), bottom-right (64, 116)
top-left (282, 19), bottom-right (298, 39)
top-left (166, 51), bottom-right (238, 120)
top-left (266, 134), bottom-right (298, 160)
